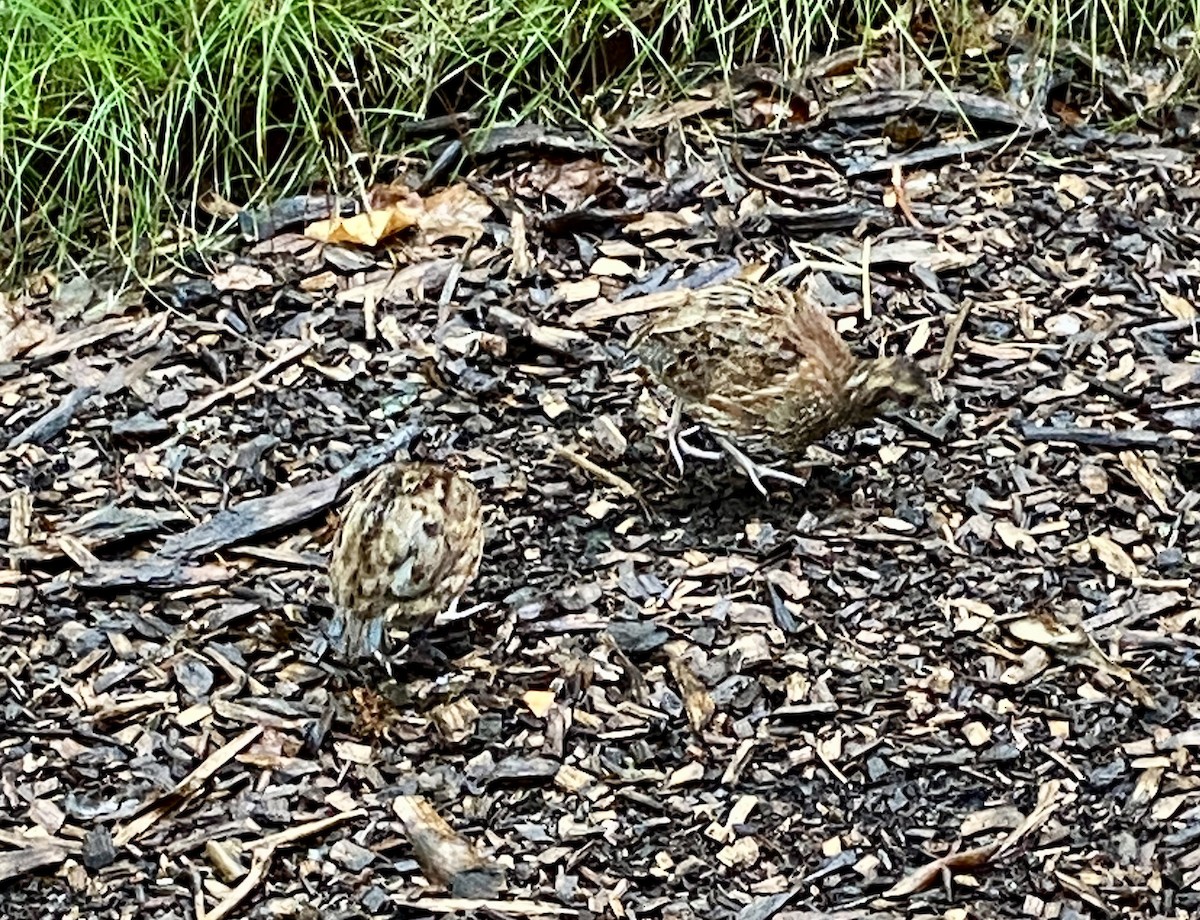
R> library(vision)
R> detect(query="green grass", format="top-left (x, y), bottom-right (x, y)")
top-left (2, 0), bottom-right (1199, 278)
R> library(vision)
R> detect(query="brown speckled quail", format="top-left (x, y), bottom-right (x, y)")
top-left (327, 461), bottom-right (484, 659)
top-left (629, 277), bottom-right (928, 493)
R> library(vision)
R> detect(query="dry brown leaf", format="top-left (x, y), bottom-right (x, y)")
top-left (1056, 173), bottom-right (1090, 204)
top-left (1127, 767), bottom-right (1164, 809)
top-left (626, 97), bottom-right (722, 131)
top-left (211, 264), bottom-right (274, 292)
top-left (625, 210), bottom-right (703, 236)
top-left (665, 642), bottom-right (715, 732)
top-left (394, 796), bottom-right (503, 897)
top-left (523, 159), bottom-right (609, 208)
top-left (509, 210), bottom-right (533, 278)
top-left (994, 520), bottom-right (1037, 553)
top-left (960, 805), bottom-right (1024, 837)
top-left (1009, 614), bottom-right (1087, 649)
top-left (419, 184), bottom-right (493, 243)
top-left (1079, 463), bottom-right (1109, 495)
top-left (556, 279), bottom-right (603, 304)
top-left (996, 779), bottom-right (1070, 857)
top-left (999, 646), bottom-right (1051, 684)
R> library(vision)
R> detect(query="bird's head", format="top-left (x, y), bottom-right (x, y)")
top-left (848, 356), bottom-right (929, 411)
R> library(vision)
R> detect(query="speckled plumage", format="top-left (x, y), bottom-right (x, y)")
top-left (328, 461), bottom-right (484, 659)
top-left (630, 278), bottom-right (927, 458)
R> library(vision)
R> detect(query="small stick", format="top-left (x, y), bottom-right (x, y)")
top-left (116, 727), bottom-right (263, 846)
top-left (860, 237), bottom-right (873, 321)
top-left (173, 341), bottom-right (312, 423)
top-left (938, 300), bottom-right (973, 379)
top-left (551, 446), bottom-right (639, 498)
top-left (1017, 423), bottom-right (1175, 451)
top-left (190, 862), bottom-right (207, 920)
top-left (890, 163), bottom-right (926, 231)
top-left (206, 810), bottom-right (365, 920)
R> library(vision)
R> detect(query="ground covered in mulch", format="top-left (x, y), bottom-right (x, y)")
top-left (2, 61), bottom-right (1200, 920)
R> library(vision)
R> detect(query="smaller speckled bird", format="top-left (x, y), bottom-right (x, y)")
top-left (327, 461), bottom-right (484, 660)
top-left (629, 277), bottom-right (928, 494)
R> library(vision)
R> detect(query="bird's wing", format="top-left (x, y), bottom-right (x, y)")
top-left (634, 281), bottom-right (858, 435)
top-left (376, 472), bottom-right (480, 602)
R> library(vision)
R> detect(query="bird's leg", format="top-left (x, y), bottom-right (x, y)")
top-left (663, 400), bottom-right (724, 468)
top-left (675, 427), bottom-right (724, 462)
top-left (714, 437), bottom-right (809, 496)
top-left (665, 400), bottom-right (685, 473)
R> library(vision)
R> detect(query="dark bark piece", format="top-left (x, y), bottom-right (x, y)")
top-left (489, 756), bottom-right (561, 784)
top-left (397, 112), bottom-right (483, 139)
top-left (6, 385), bottom-right (96, 447)
top-left (82, 826), bottom-right (117, 870)
top-left (238, 194), bottom-right (352, 241)
top-left (75, 423), bottom-right (419, 590)
top-left (762, 202), bottom-right (891, 232)
top-left (827, 89), bottom-right (1030, 127)
top-left (845, 134), bottom-right (1037, 177)
top-left (76, 560), bottom-right (234, 590)
top-left (62, 505), bottom-right (187, 546)
top-left (0, 845), bottom-right (74, 883)
top-left (1162, 408), bottom-right (1200, 431)
top-left (736, 889), bottom-right (799, 920)
top-left (1017, 422), bottom-right (1176, 450)
top-left (470, 123), bottom-right (607, 158)
top-left (155, 463), bottom-right (338, 559)
top-left (112, 411), bottom-right (170, 439)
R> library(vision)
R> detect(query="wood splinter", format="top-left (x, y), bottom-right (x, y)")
top-left (394, 795), bottom-right (505, 899)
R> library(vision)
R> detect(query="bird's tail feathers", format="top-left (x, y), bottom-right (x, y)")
top-left (328, 610), bottom-right (385, 659)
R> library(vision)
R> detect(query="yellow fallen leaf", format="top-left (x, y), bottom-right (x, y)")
top-left (306, 205), bottom-right (421, 246)
top-left (522, 690), bottom-right (556, 718)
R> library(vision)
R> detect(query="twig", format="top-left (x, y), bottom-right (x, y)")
top-left (846, 134), bottom-right (1034, 178)
top-left (1018, 423), bottom-right (1175, 451)
top-left (890, 163), bottom-right (926, 231)
top-left (550, 446), bottom-right (639, 498)
top-left (938, 300), bottom-right (973, 379)
top-left (860, 237), bottom-right (873, 321)
top-left (206, 846), bottom-right (272, 920)
top-left (205, 810), bottom-right (365, 920)
top-left (730, 144), bottom-right (833, 203)
top-left (173, 341), bottom-right (312, 423)
top-left (116, 727), bottom-right (263, 846)
top-left (190, 861), bottom-right (207, 920)
top-left (391, 898), bottom-right (578, 916)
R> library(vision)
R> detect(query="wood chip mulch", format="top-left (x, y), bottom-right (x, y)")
top-left (2, 75), bottom-right (1199, 920)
